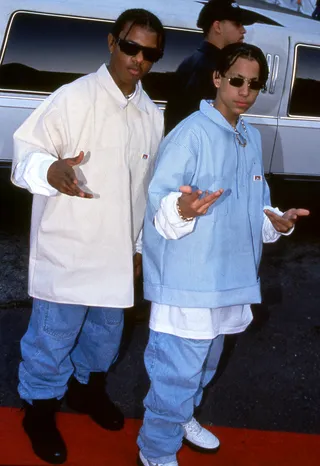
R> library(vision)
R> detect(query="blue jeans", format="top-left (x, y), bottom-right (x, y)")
top-left (18, 298), bottom-right (124, 401)
top-left (138, 330), bottom-right (224, 464)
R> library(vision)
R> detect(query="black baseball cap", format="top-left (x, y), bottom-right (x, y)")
top-left (197, 1), bottom-right (261, 31)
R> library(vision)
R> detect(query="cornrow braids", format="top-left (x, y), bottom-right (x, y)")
top-left (112, 8), bottom-right (165, 52)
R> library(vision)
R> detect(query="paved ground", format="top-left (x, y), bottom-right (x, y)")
top-left (0, 174), bottom-right (319, 435)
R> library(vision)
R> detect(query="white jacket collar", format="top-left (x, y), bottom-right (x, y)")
top-left (97, 64), bottom-right (149, 114)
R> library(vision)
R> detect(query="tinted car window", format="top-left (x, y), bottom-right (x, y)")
top-left (0, 12), bottom-right (201, 101)
top-left (289, 45), bottom-right (320, 118)
top-left (0, 12), bottom-right (112, 93)
top-left (142, 28), bottom-right (202, 101)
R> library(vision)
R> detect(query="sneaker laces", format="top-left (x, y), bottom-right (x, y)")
top-left (183, 417), bottom-right (202, 436)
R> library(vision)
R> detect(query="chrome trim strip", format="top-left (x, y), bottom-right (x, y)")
top-left (0, 94), bottom-right (45, 101)
top-left (271, 172), bottom-right (320, 178)
top-left (161, 26), bottom-right (201, 33)
top-left (279, 115), bottom-right (320, 122)
top-left (244, 114), bottom-right (277, 119)
top-left (0, 88), bottom-right (51, 96)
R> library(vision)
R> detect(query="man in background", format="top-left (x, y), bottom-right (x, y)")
top-left (165, 0), bottom-right (261, 133)
top-left (312, 0), bottom-right (320, 21)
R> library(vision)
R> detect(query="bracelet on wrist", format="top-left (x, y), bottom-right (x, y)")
top-left (176, 198), bottom-right (194, 222)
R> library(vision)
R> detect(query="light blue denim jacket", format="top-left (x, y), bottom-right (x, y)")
top-left (143, 100), bottom-right (271, 308)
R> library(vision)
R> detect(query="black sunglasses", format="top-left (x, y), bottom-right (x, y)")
top-left (115, 38), bottom-right (163, 63)
top-left (225, 76), bottom-right (264, 91)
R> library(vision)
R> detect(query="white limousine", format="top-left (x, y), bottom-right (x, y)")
top-left (0, 0), bottom-right (319, 191)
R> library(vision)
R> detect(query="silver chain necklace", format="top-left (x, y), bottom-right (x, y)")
top-left (210, 102), bottom-right (248, 147)
top-left (233, 118), bottom-right (248, 147)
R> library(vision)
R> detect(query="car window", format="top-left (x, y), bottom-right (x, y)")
top-left (142, 27), bottom-right (202, 102)
top-left (0, 12), bottom-right (113, 93)
top-left (0, 11), bottom-right (202, 102)
top-left (289, 44), bottom-right (320, 118)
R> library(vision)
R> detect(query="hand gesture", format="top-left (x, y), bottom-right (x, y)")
top-left (178, 185), bottom-right (224, 218)
top-left (47, 151), bottom-right (93, 198)
top-left (264, 208), bottom-right (310, 233)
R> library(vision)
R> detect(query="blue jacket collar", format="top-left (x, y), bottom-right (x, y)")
top-left (200, 100), bottom-right (246, 136)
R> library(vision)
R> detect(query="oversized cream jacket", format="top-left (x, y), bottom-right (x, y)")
top-left (11, 64), bottom-right (164, 308)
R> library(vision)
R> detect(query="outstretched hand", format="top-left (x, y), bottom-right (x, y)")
top-left (178, 185), bottom-right (224, 219)
top-left (264, 208), bottom-right (310, 233)
top-left (47, 151), bottom-right (93, 198)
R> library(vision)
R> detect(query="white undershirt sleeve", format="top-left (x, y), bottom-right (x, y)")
top-left (155, 196), bottom-right (295, 243)
top-left (135, 229), bottom-right (143, 254)
top-left (263, 205), bottom-right (294, 243)
top-left (12, 152), bottom-right (58, 197)
top-left (154, 192), bottom-right (196, 240)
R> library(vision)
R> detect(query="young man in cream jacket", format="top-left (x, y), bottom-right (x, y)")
top-left (11, 8), bottom-right (164, 465)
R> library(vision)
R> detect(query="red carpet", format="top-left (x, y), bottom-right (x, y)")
top-left (0, 408), bottom-right (318, 465)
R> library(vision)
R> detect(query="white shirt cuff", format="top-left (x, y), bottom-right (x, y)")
top-left (263, 205), bottom-right (294, 243)
top-left (13, 152), bottom-right (58, 196)
top-left (154, 192), bottom-right (196, 240)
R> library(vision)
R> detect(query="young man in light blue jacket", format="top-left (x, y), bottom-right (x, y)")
top-left (137, 43), bottom-right (309, 466)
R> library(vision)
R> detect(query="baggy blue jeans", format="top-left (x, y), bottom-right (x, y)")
top-left (137, 330), bottom-right (225, 464)
top-left (18, 298), bottom-right (124, 402)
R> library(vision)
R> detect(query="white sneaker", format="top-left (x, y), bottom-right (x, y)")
top-left (137, 450), bottom-right (179, 466)
top-left (182, 417), bottom-right (220, 452)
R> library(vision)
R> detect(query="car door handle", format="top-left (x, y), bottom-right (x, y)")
top-left (262, 53), bottom-right (272, 94)
top-left (269, 54), bottom-right (280, 95)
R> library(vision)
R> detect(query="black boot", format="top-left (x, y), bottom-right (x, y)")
top-left (22, 399), bottom-right (67, 464)
top-left (66, 372), bottom-right (124, 431)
